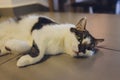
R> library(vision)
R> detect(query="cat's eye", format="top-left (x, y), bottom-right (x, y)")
top-left (77, 36), bottom-right (81, 40)
top-left (83, 34), bottom-right (87, 38)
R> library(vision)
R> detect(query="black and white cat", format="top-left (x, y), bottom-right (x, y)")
top-left (0, 15), bottom-right (104, 67)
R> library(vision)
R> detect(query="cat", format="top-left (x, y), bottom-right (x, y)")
top-left (0, 15), bottom-right (104, 67)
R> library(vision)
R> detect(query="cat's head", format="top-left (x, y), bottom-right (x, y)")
top-left (70, 17), bottom-right (104, 57)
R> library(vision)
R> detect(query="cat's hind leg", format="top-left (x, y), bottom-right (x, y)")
top-left (17, 43), bottom-right (45, 67)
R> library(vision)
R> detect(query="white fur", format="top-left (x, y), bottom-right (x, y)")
top-left (82, 37), bottom-right (91, 44)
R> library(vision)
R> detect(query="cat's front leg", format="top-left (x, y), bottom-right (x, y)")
top-left (0, 39), bottom-right (31, 56)
top-left (5, 39), bottom-right (31, 54)
top-left (64, 36), bottom-right (79, 57)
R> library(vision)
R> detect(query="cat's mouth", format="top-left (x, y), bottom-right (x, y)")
top-left (73, 49), bottom-right (94, 57)
top-left (73, 50), bottom-right (80, 56)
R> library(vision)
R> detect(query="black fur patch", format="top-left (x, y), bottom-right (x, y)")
top-left (28, 41), bottom-right (40, 57)
top-left (31, 17), bottom-right (56, 32)
top-left (70, 28), bottom-right (83, 38)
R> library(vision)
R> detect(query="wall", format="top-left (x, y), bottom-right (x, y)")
top-left (0, 0), bottom-right (49, 8)
top-left (0, 0), bottom-right (12, 8)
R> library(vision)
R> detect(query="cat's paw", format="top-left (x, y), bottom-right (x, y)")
top-left (17, 55), bottom-right (32, 67)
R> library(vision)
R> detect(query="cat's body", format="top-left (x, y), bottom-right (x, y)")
top-left (33, 24), bottom-right (77, 55)
top-left (0, 15), bottom-right (104, 67)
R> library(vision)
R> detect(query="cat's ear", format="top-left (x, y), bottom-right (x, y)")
top-left (95, 39), bottom-right (104, 45)
top-left (76, 17), bottom-right (87, 31)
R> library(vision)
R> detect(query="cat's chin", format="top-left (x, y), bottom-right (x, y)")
top-left (73, 49), bottom-right (94, 58)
